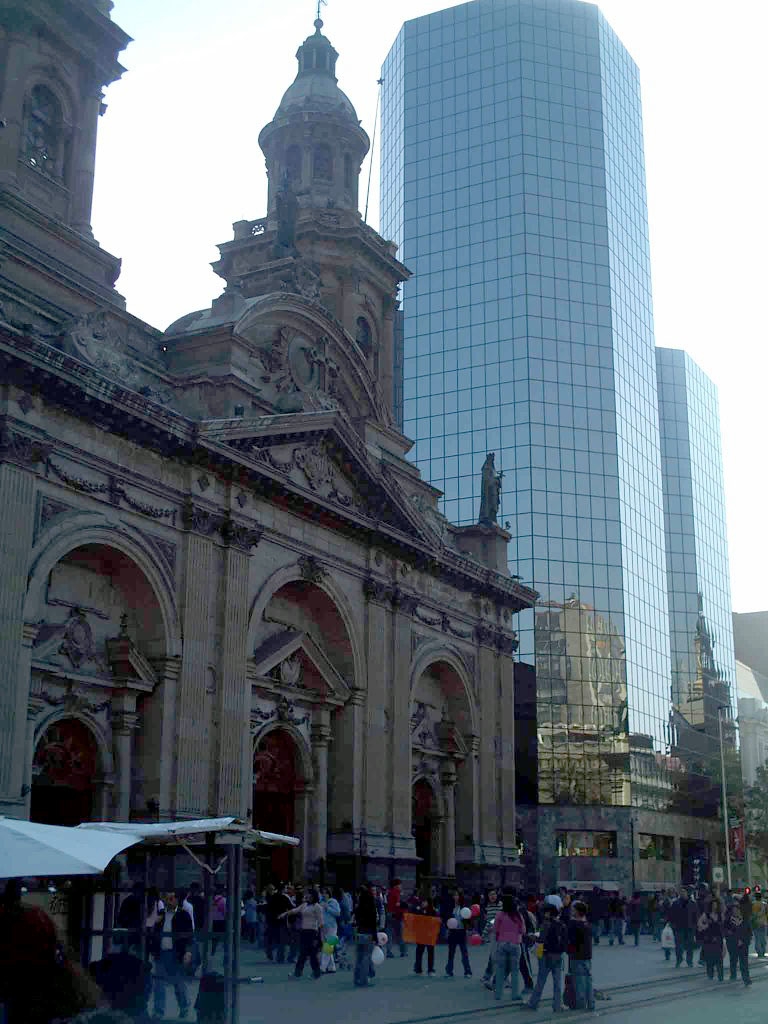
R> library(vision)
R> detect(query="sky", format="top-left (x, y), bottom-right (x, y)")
top-left (93, 0), bottom-right (768, 614)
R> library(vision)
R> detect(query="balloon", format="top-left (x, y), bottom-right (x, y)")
top-left (471, 904), bottom-right (481, 917)
top-left (327, 934), bottom-right (339, 947)
top-left (447, 917), bottom-right (459, 929)
top-left (460, 906), bottom-right (472, 920)
top-left (469, 933), bottom-right (482, 946)
top-left (322, 942), bottom-right (334, 954)
top-left (377, 931), bottom-right (389, 945)
top-left (371, 945), bottom-right (385, 965)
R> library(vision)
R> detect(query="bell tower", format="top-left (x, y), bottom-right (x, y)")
top-left (258, 17), bottom-right (370, 216)
top-left (0, 0), bottom-right (130, 325)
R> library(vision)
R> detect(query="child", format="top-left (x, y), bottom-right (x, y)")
top-left (414, 898), bottom-right (441, 976)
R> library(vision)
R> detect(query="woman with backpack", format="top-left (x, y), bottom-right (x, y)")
top-left (526, 904), bottom-right (567, 1012)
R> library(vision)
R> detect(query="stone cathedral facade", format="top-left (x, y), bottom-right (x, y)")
top-left (0, 1), bottom-right (535, 887)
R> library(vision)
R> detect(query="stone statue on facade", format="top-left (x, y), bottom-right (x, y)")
top-left (478, 452), bottom-right (503, 526)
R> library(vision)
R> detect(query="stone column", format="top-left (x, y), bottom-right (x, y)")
top-left (215, 544), bottom-right (251, 816)
top-left (70, 90), bottom-right (102, 236)
top-left (311, 711), bottom-right (331, 865)
top-left (24, 691), bottom-right (46, 817)
top-left (498, 654), bottom-right (516, 852)
top-left (390, 594), bottom-right (416, 846)
top-left (477, 640), bottom-right (498, 851)
top-left (362, 588), bottom-right (391, 837)
top-left (442, 763), bottom-right (457, 878)
top-left (175, 534), bottom-right (214, 817)
top-left (431, 815), bottom-right (445, 877)
top-left (0, 459), bottom-right (38, 813)
top-left (112, 696), bottom-right (139, 822)
top-left (295, 783), bottom-right (314, 875)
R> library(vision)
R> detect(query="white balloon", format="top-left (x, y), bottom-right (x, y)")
top-left (371, 945), bottom-right (385, 965)
top-left (447, 917), bottom-right (459, 929)
top-left (377, 931), bottom-right (389, 945)
top-left (460, 906), bottom-right (472, 920)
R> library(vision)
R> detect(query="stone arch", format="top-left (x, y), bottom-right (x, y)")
top-left (409, 644), bottom-right (480, 877)
top-left (252, 723), bottom-right (312, 882)
top-left (409, 643), bottom-right (478, 738)
top-left (251, 720), bottom-right (314, 786)
top-left (30, 712), bottom-right (113, 825)
top-left (25, 512), bottom-right (182, 659)
top-left (21, 69), bottom-right (75, 182)
top-left (248, 560), bottom-right (364, 690)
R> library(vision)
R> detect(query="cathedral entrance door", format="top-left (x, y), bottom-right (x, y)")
top-left (253, 729), bottom-right (301, 883)
top-left (30, 718), bottom-right (99, 826)
top-left (412, 779), bottom-right (438, 881)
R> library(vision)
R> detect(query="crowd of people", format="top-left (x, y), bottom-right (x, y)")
top-left (2, 874), bottom-right (767, 1023)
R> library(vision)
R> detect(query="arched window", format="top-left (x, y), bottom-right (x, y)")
top-left (312, 143), bottom-right (333, 182)
top-left (356, 316), bottom-right (372, 354)
top-left (344, 153), bottom-right (354, 190)
top-left (23, 84), bottom-right (64, 177)
top-left (285, 145), bottom-right (302, 185)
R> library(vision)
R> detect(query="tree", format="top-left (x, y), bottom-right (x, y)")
top-left (745, 765), bottom-right (768, 878)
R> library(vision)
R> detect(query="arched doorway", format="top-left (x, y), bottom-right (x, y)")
top-left (412, 779), bottom-right (438, 881)
top-left (253, 729), bottom-right (303, 882)
top-left (31, 718), bottom-right (99, 826)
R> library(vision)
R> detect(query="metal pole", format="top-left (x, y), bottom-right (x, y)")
top-left (718, 706), bottom-right (732, 889)
top-left (232, 844), bottom-right (242, 1024)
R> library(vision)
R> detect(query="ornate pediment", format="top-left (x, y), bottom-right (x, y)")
top-left (199, 411), bottom-right (433, 544)
top-left (253, 628), bottom-right (351, 706)
top-left (233, 293), bottom-right (391, 426)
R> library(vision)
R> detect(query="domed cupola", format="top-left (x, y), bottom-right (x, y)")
top-left (258, 17), bottom-right (370, 214)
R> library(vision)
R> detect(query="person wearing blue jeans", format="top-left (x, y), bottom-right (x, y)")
top-left (495, 942), bottom-right (520, 1000)
top-left (527, 905), bottom-right (567, 1013)
top-left (446, 925), bottom-right (472, 977)
top-left (566, 901), bottom-right (595, 1012)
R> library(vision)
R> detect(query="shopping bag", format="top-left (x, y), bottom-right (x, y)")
top-left (661, 924), bottom-right (675, 949)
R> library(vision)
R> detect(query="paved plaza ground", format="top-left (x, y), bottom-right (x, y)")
top-left (166, 935), bottom-right (768, 1024)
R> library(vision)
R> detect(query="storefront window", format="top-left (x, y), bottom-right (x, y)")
top-left (638, 833), bottom-right (675, 861)
top-left (556, 830), bottom-right (617, 857)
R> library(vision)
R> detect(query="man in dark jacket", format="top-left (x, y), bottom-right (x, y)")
top-left (607, 893), bottom-right (625, 946)
top-left (566, 901), bottom-right (594, 1011)
top-left (116, 882), bottom-right (144, 954)
top-left (667, 888), bottom-right (697, 967)
top-left (587, 888), bottom-right (604, 945)
top-left (354, 883), bottom-right (379, 987)
top-left (724, 898), bottom-right (753, 986)
top-left (151, 890), bottom-right (193, 1019)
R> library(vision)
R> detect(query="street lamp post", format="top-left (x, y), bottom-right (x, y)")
top-left (718, 705), bottom-right (732, 889)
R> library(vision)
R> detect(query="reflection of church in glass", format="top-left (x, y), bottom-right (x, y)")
top-left (667, 593), bottom-right (738, 819)
top-left (535, 595), bottom-right (629, 807)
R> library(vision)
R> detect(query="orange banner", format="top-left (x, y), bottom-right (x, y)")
top-left (402, 912), bottom-right (441, 947)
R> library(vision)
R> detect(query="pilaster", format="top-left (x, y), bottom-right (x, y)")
top-left (310, 710), bottom-right (331, 864)
top-left (0, 461), bottom-right (37, 810)
top-left (363, 593), bottom-right (390, 834)
top-left (70, 91), bottom-right (102, 236)
top-left (441, 763), bottom-right (457, 877)
top-left (112, 694), bottom-right (140, 822)
top-left (477, 641), bottom-right (499, 850)
top-left (390, 595), bottom-right (416, 841)
top-left (175, 533), bottom-right (214, 816)
top-left (214, 544), bottom-right (251, 816)
top-left (499, 654), bottom-right (516, 851)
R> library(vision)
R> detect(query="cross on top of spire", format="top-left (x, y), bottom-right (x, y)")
top-left (315, 0), bottom-right (327, 31)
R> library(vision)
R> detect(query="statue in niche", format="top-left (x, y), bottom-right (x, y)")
top-left (275, 173), bottom-right (299, 254)
top-left (478, 452), bottom-right (503, 526)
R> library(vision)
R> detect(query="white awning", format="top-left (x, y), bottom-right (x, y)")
top-left (78, 817), bottom-right (299, 847)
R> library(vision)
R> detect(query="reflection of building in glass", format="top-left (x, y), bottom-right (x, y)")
top-left (382, 0), bottom-right (737, 890)
top-left (733, 611), bottom-right (768, 789)
top-left (657, 349), bottom-right (738, 821)
top-left (536, 597), bottom-right (628, 807)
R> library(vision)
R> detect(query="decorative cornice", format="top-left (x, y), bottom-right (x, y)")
top-left (0, 421), bottom-right (53, 468)
top-left (475, 621), bottom-right (518, 654)
top-left (222, 514), bottom-right (263, 552)
top-left (181, 498), bottom-right (226, 537)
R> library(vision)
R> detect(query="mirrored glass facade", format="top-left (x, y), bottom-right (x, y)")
top-left (657, 348), bottom-right (738, 818)
top-left (381, 0), bottom-right (673, 808)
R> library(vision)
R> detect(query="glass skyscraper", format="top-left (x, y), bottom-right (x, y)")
top-left (381, 0), bottom-right (669, 809)
top-left (381, 0), bottom-right (736, 887)
top-left (657, 349), bottom-right (739, 819)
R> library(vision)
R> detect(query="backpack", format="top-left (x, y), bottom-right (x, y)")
top-left (543, 919), bottom-right (568, 955)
